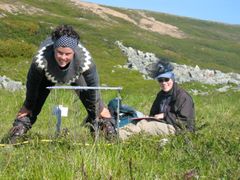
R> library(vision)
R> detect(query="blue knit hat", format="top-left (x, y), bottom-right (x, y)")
top-left (155, 71), bottom-right (175, 80)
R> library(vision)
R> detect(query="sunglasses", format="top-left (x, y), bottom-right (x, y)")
top-left (158, 78), bottom-right (170, 83)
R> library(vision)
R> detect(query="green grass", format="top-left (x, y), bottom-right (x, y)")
top-left (0, 0), bottom-right (240, 178)
top-left (0, 86), bottom-right (240, 179)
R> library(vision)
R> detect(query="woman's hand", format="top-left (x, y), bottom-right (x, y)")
top-left (17, 106), bottom-right (32, 119)
top-left (154, 113), bottom-right (164, 120)
top-left (100, 107), bottom-right (112, 119)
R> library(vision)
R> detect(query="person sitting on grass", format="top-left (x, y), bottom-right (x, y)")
top-left (119, 71), bottom-right (195, 140)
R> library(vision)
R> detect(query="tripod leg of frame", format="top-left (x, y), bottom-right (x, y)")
top-left (116, 90), bottom-right (122, 142)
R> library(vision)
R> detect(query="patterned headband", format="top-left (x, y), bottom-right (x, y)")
top-left (53, 35), bottom-right (78, 50)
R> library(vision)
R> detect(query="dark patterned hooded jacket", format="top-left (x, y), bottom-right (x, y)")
top-left (150, 82), bottom-right (195, 132)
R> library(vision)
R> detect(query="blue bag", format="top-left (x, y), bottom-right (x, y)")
top-left (108, 98), bottom-right (138, 128)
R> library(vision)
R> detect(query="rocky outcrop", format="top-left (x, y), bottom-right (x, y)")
top-left (173, 64), bottom-right (240, 85)
top-left (0, 76), bottom-right (24, 91)
top-left (115, 41), bottom-right (240, 86)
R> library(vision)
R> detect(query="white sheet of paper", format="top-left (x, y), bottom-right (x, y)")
top-left (58, 105), bottom-right (68, 117)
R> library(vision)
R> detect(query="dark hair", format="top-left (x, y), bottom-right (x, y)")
top-left (146, 59), bottom-right (174, 79)
top-left (51, 24), bottom-right (80, 42)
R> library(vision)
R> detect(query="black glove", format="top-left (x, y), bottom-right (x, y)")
top-left (99, 117), bottom-right (117, 140)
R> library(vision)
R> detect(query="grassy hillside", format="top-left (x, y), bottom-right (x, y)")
top-left (0, 0), bottom-right (240, 83)
top-left (0, 0), bottom-right (240, 179)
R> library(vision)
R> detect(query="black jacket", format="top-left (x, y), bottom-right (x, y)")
top-left (150, 83), bottom-right (195, 132)
top-left (23, 38), bottom-right (103, 122)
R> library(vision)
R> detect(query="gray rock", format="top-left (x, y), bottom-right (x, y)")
top-left (216, 86), bottom-right (232, 92)
top-left (0, 76), bottom-right (24, 91)
top-left (115, 41), bottom-right (240, 86)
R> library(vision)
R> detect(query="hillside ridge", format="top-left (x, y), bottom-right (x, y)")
top-left (0, 0), bottom-right (240, 82)
top-left (0, 1), bottom-right (185, 39)
top-left (70, 0), bottom-right (186, 38)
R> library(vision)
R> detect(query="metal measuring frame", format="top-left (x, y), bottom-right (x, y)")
top-left (46, 85), bottom-right (123, 141)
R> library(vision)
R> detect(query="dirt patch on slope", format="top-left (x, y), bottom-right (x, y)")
top-left (73, 1), bottom-right (136, 24)
top-left (138, 12), bottom-right (185, 39)
top-left (71, 0), bottom-right (185, 39)
top-left (0, 2), bottom-right (45, 15)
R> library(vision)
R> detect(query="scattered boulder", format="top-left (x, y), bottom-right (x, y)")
top-left (189, 89), bottom-right (209, 96)
top-left (0, 76), bottom-right (24, 91)
top-left (232, 85), bottom-right (240, 92)
top-left (216, 86), bottom-right (232, 92)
